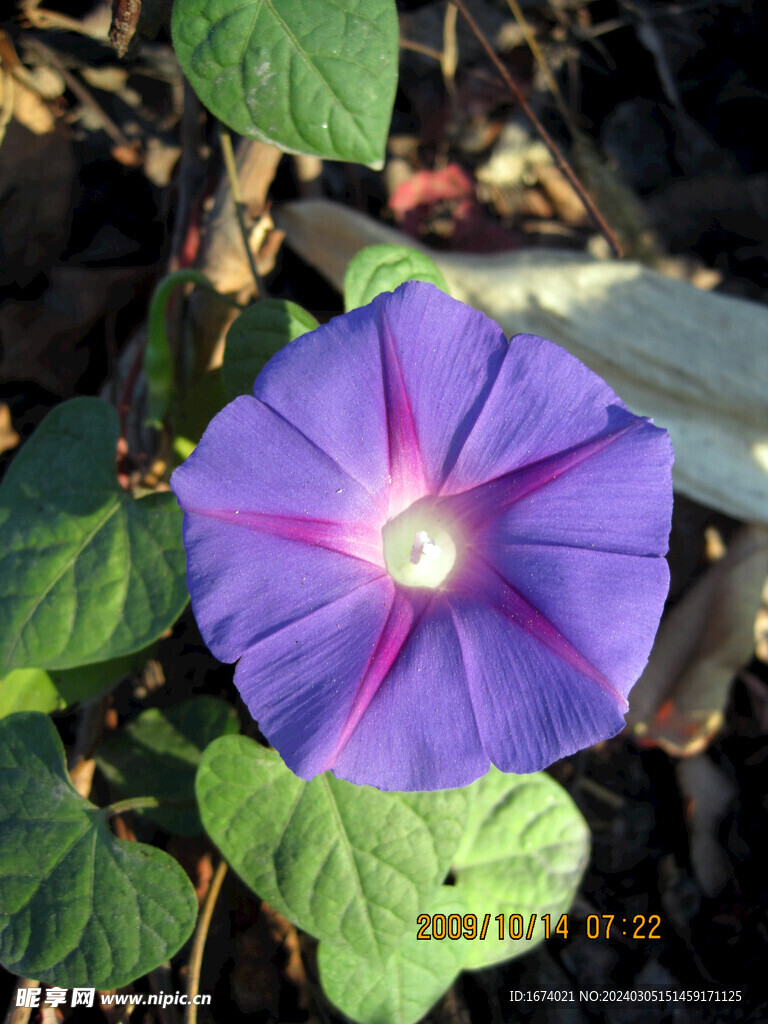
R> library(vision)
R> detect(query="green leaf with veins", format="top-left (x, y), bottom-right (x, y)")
top-left (196, 736), bottom-right (468, 958)
top-left (222, 300), bottom-right (318, 400)
top-left (0, 713), bottom-right (197, 989)
top-left (344, 245), bottom-right (450, 311)
top-left (452, 767), bottom-right (590, 969)
top-left (318, 768), bottom-right (589, 1022)
top-left (0, 399), bottom-right (188, 673)
top-left (172, 0), bottom-right (399, 167)
top-left (317, 889), bottom-right (469, 1024)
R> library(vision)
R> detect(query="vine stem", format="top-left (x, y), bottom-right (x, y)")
top-left (449, 0), bottom-right (623, 257)
top-left (185, 858), bottom-right (228, 1024)
top-left (144, 269), bottom-right (244, 429)
top-left (101, 796), bottom-right (161, 819)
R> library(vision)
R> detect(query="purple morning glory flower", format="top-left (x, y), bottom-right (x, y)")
top-left (171, 282), bottom-right (673, 792)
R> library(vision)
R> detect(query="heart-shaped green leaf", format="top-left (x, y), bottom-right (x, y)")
top-left (452, 767), bottom-right (590, 969)
top-left (97, 697), bottom-right (239, 835)
top-left (0, 713), bottom-right (197, 988)
top-left (196, 736), bottom-right (467, 958)
top-left (0, 398), bottom-right (188, 673)
top-left (344, 245), bottom-right (450, 311)
top-left (222, 300), bottom-right (318, 401)
top-left (317, 890), bottom-right (469, 1024)
top-left (172, 0), bottom-right (399, 167)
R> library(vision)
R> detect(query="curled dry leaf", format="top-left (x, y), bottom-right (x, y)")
top-left (275, 200), bottom-right (768, 525)
top-left (628, 525), bottom-right (768, 756)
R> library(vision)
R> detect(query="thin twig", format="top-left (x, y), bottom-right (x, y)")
top-left (185, 858), bottom-right (228, 1024)
top-left (503, 0), bottom-right (574, 128)
top-left (450, 0), bottom-right (623, 257)
top-left (441, 3), bottom-right (458, 96)
top-left (400, 36), bottom-right (443, 61)
top-left (219, 126), bottom-right (263, 295)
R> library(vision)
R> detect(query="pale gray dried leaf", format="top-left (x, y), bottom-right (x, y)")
top-left (276, 200), bottom-right (768, 524)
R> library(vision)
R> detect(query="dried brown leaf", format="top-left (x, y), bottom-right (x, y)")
top-left (0, 404), bottom-right (20, 455)
top-left (628, 525), bottom-right (768, 755)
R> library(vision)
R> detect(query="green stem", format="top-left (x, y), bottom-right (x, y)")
top-left (144, 269), bottom-right (243, 430)
top-left (101, 796), bottom-right (161, 819)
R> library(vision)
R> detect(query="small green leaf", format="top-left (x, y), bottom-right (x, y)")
top-left (0, 713), bottom-right (197, 988)
top-left (0, 652), bottom-right (146, 719)
top-left (222, 300), bottom-right (318, 400)
top-left (0, 399), bottom-right (189, 672)
top-left (344, 245), bottom-right (450, 311)
top-left (318, 891), bottom-right (469, 1024)
top-left (0, 669), bottom-right (63, 717)
top-left (172, 0), bottom-right (398, 167)
top-left (97, 697), bottom-right (239, 835)
top-left (452, 767), bottom-right (590, 969)
top-left (196, 736), bottom-right (467, 958)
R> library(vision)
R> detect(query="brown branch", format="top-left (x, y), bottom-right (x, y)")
top-left (450, 0), bottom-right (623, 257)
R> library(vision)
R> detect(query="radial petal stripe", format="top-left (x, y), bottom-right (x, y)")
top-left (323, 589), bottom-right (415, 771)
top-left (442, 419), bottom-right (646, 526)
top-left (377, 302), bottom-right (428, 511)
top-left (175, 506), bottom-right (385, 567)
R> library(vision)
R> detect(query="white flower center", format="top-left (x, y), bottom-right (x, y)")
top-left (382, 502), bottom-right (457, 589)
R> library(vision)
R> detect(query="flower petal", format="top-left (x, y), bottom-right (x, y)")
top-left (180, 514), bottom-right (385, 663)
top-left (253, 306), bottom-right (390, 498)
top-left (444, 332), bottom-right (641, 493)
top-left (484, 418), bottom-right (674, 556)
top-left (171, 394), bottom-right (377, 523)
top-left (450, 597), bottom-right (628, 774)
top-left (478, 544), bottom-right (669, 694)
top-left (374, 284), bottom-right (507, 493)
top-left (330, 597), bottom-right (489, 791)
top-left (234, 576), bottom-right (396, 779)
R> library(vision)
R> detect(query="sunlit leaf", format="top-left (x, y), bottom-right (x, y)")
top-left (452, 767), bottom-right (590, 968)
top-left (344, 245), bottom-right (449, 311)
top-left (0, 399), bottom-right (188, 672)
top-left (0, 713), bottom-right (197, 988)
top-left (172, 0), bottom-right (398, 167)
top-left (318, 890), bottom-right (469, 1024)
top-left (196, 736), bottom-right (467, 958)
